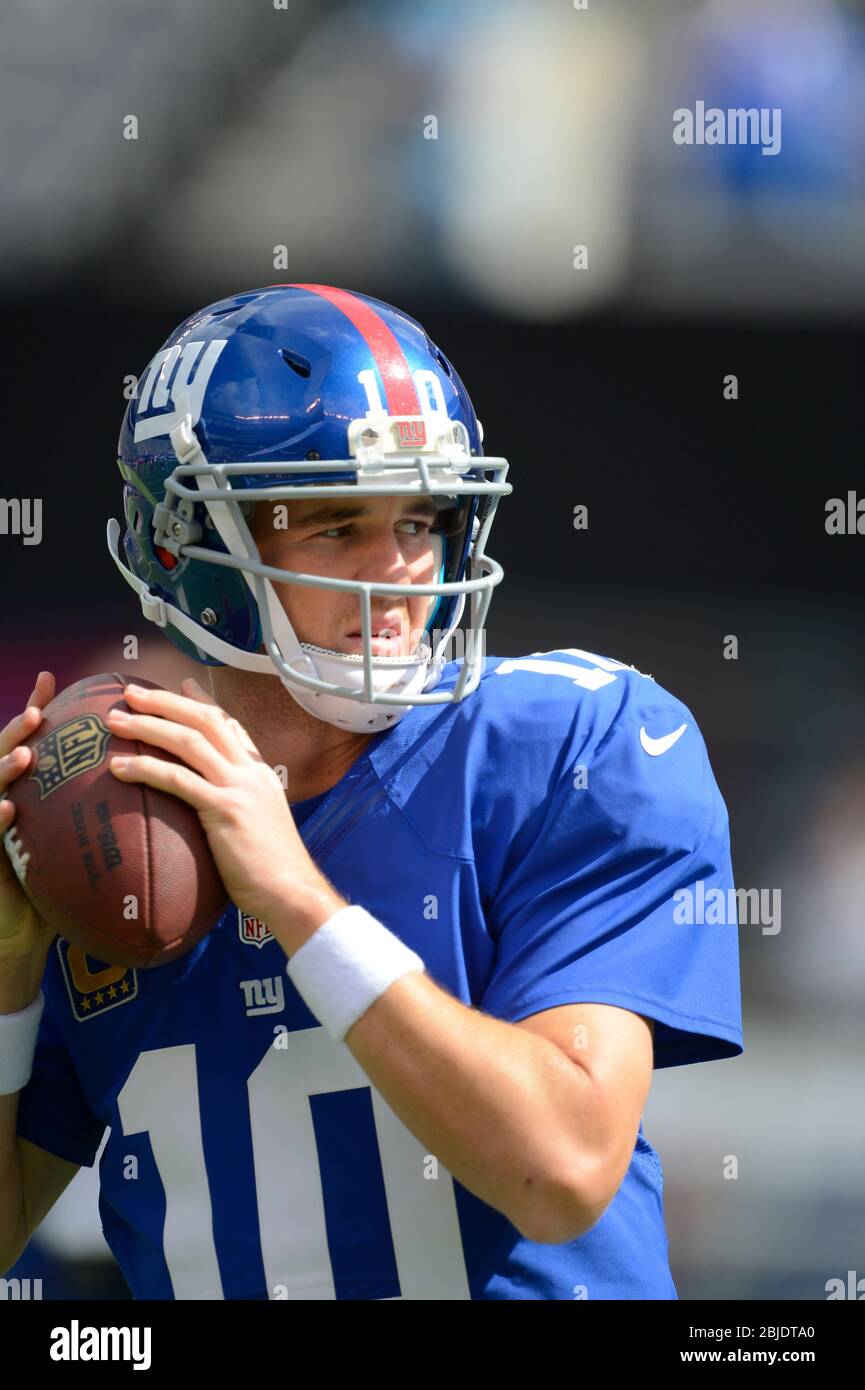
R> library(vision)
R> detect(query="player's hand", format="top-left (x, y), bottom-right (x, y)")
top-left (105, 679), bottom-right (330, 926)
top-left (0, 671), bottom-right (58, 966)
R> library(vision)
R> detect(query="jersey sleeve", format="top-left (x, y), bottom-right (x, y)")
top-left (478, 676), bottom-right (743, 1069)
top-left (15, 985), bottom-right (106, 1167)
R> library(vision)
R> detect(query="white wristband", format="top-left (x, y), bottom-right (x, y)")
top-left (0, 990), bottom-right (44, 1096)
top-left (286, 905), bottom-right (424, 1043)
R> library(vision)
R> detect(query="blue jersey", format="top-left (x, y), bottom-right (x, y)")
top-left (16, 648), bottom-right (743, 1300)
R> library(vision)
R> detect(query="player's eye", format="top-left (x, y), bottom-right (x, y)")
top-left (313, 519), bottom-right (434, 540)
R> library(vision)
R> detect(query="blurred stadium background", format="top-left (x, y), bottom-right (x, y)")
top-left (1, 0), bottom-right (863, 1300)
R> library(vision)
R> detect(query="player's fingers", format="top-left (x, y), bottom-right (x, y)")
top-left (0, 745), bottom-right (34, 795)
top-left (0, 672), bottom-right (55, 760)
top-left (109, 751), bottom-right (220, 813)
top-left (125, 681), bottom-right (259, 765)
top-left (0, 798), bottom-right (23, 893)
top-left (225, 718), bottom-right (266, 763)
top-left (0, 707), bottom-right (41, 762)
top-left (105, 710), bottom-right (233, 785)
top-left (183, 681), bottom-right (265, 762)
top-left (26, 670), bottom-right (55, 710)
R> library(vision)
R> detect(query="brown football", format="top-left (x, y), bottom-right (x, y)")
top-left (2, 673), bottom-right (229, 968)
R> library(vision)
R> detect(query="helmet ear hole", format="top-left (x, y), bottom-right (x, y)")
top-left (124, 486), bottom-right (146, 537)
top-left (427, 339), bottom-right (453, 379)
top-left (281, 348), bottom-right (311, 378)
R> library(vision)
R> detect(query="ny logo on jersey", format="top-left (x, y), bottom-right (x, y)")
top-left (237, 909), bottom-right (274, 948)
top-left (239, 976), bottom-right (285, 1017)
top-left (133, 339), bottom-right (228, 443)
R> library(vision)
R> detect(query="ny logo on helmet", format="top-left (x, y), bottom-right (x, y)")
top-left (133, 339), bottom-right (228, 443)
top-left (395, 419), bottom-right (427, 449)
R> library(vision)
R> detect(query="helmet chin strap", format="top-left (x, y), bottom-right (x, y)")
top-left (260, 584), bottom-right (442, 734)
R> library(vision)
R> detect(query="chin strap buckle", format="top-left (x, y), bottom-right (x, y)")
top-left (140, 589), bottom-right (168, 627)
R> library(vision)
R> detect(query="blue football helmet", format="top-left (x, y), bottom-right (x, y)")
top-left (107, 283), bottom-right (511, 731)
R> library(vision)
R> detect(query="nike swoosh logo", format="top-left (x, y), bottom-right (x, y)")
top-left (640, 723), bottom-right (688, 756)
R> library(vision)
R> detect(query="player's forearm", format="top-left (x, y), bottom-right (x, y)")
top-left (270, 887), bottom-right (604, 1241)
top-left (342, 970), bottom-right (604, 1243)
top-left (0, 1093), bottom-right (27, 1275)
top-left (0, 960), bottom-right (43, 1274)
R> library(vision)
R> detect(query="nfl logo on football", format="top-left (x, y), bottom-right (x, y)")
top-left (238, 910), bottom-right (273, 949)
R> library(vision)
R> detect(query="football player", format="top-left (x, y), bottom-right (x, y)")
top-left (0, 284), bottom-right (742, 1299)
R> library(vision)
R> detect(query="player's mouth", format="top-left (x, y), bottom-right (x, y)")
top-left (343, 619), bottom-right (406, 653)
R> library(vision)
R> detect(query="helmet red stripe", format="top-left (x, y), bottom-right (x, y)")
top-left (269, 283), bottom-right (422, 417)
